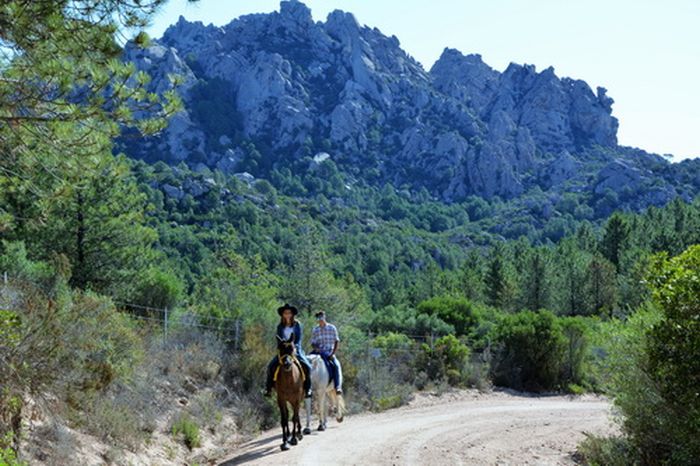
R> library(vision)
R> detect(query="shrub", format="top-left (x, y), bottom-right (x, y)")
top-left (559, 316), bottom-right (595, 389)
top-left (416, 296), bottom-right (482, 336)
top-left (129, 267), bottom-right (183, 310)
top-left (171, 414), bottom-right (201, 450)
top-left (576, 434), bottom-right (634, 466)
top-left (371, 332), bottom-right (416, 384)
top-left (601, 246), bottom-right (700, 464)
top-left (491, 310), bottom-right (565, 391)
top-left (0, 434), bottom-right (26, 466)
top-left (416, 334), bottom-right (470, 386)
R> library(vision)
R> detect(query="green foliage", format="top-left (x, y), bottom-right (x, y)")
top-left (416, 296), bottom-right (482, 336)
top-left (365, 305), bottom-right (454, 338)
top-left (596, 242), bottom-right (700, 464)
top-left (600, 213), bottom-right (631, 271)
top-left (576, 434), bottom-right (634, 466)
top-left (639, 246), bottom-right (700, 463)
top-left (131, 267), bottom-right (184, 310)
top-left (171, 414), bottom-right (201, 450)
top-left (559, 316), bottom-right (596, 388)
top-left (417, 335), bottom-right (470, 386)
top-left (0, 433), bottom-right (27, 466)
top-left (491, 310), bottom-right (567, 391)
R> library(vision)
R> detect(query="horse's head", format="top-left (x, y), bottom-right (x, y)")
top-left (277, 335), bottom-right (295, 370)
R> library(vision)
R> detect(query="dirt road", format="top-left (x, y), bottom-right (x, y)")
top-left (219, 390), bottom-right (615, 466)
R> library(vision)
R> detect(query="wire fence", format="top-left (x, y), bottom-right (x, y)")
top-left (3, 273), bottom-right (478, 359)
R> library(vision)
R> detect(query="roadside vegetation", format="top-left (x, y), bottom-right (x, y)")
top-left (0, 1), bottom-right (698, 464)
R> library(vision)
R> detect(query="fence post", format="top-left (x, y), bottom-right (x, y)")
top-left (164, 307), bottom-right (169, 340)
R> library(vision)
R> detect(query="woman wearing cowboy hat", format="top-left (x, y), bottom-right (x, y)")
top-left (264, 303), bottom-right (312, 398)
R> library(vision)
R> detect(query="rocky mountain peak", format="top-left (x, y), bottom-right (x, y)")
top-left (279, 0), bottom-right (313, 23)
top-left (119, 1), bottom-right (697, 206)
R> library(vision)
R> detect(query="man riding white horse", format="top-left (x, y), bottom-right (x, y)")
top-left (310, 310), bottom-right (343, 394)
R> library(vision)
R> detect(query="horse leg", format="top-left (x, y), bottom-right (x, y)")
top-left (279, 401), bottom-right (290, 451)
top-left (289, 402), bottom-right (298, 446)
top-left (303, 397), bottom-right (312, 435)
top-left (290, 402), bottom-right (301, 444)
top-left (317, 391), bottom-right (326, 431)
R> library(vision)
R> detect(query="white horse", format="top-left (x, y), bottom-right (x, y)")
top-left (303, 354), bottom-right (345, 434)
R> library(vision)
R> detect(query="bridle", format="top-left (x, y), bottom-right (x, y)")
top-left (278, 341), bottom-right (295, 371)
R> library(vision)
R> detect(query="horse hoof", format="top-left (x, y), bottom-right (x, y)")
top-left (297, 433), bottom-right (303, 441)
top-left (303, 427), bottom-right (311, 435)
top-left (318, 424), bottom-right (325, 432)
top-left (289, 437), bottom-right (298, 446)
top-left (337, 416), bottom-right (344, 423)
top-left (281, 443), bottom-right (290, 451)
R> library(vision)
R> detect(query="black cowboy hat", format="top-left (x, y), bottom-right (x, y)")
top-left (277, 303), bottom-right (299, 316)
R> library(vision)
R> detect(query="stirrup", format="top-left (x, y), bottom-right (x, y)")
top-left (305, 389), bottom-right (313, 399)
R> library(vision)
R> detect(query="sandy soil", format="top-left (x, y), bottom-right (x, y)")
top-left (219, 389), bottom-right (616, 466)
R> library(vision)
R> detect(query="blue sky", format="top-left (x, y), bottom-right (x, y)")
top-left (148, 0), bottom-right (699, 161)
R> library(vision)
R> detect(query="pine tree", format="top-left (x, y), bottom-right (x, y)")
top-left (520, 247), bottom-right (551, 311)
top-left (485, 244), bottom-right (514, 310)
top-left (553, 238), bottom-right (589, 316)
top-left (584, 253), bottom-right (617, 316)
top-left (459, 250), bottom-right (485, 302)
top-left (600, 212), bottom-right (631, 271)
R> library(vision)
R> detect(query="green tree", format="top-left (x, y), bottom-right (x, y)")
top-left (643, 246), bottom-right (700, 463)
top-left (458, 250), bottom-right (485, 302)
top-left (416, 296), bottom-right (482, 337)
top-left (600, 213), bottom-right (630, 271)
top-left (484, 244), bottom-right (514, 310)
top-left (519, 247), bottom-right (552, 311)
top-left (553, 238), bottom-right (589, 315)
top-left (491, 310), bottom-right (565, 391)
top-left (0, 1), bottom-right (181, 210)
top-left (34, 158), bottom-right (158, 296)
top-left (584, 254), bottom-right (617, 316)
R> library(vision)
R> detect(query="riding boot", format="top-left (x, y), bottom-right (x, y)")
top-left (265, 356), bottom-right (277, 395)
top-left (302, 365), bottom-right (312, 398)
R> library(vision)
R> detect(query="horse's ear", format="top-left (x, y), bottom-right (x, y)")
top-left (287, 335), bottom-right (294, 343)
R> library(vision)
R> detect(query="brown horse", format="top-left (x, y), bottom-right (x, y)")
top-left (274, 335), bottom-right (304, 451)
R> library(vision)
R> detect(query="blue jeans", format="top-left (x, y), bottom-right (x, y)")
top-left (313, 351), bottom-right (341, 390)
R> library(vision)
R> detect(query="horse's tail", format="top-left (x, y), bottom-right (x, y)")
top-left (335, 393), bottom-right (345, 423)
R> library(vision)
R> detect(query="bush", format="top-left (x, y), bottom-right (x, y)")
top-left (129, 267), bottom-right (183, 310)
top-left (576, 434), bottom-right (634, 466)
top-left (0, 434), bottom-right (26, 466)
top-left (600, 246), bottom-right (700, 465)
top-left (416, 334), bottom-right (470, 386)
top-left (371, 332), bottom-right (417, 384)
top-left (491, 310), bottom-right (565, 391)
top-left (559, 316), bottom-right (596, 389)
top-left (416, 296), bottom-right (482, 336)
top-left (171, 414), bottom-right (201, 450)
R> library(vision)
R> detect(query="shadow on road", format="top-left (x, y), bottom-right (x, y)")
top-left (218, 434), bottom-right (280, 466)
top-left (218, 430), bottom-right (324, 465)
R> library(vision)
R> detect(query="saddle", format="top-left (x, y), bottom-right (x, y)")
top-left (317, 353), bottom-right (336, 386)
top-left (273, 355), bottom-right (306, 383)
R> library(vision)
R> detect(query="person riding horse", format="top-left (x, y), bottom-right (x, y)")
top-left (310, 311), bottom-right (343, 394)
top-left (265, 304), bottom-right (312, 398)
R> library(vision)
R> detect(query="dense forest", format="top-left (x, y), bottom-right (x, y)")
top-left (1, 1), bottom-right (698, 465)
